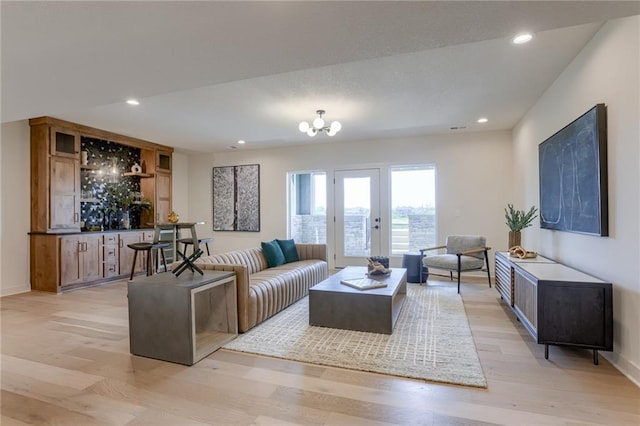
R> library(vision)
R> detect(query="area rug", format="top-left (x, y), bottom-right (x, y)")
top-left (223, 284), bottom-right (487, 388)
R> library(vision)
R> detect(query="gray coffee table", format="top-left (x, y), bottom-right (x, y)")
top-left (309, 266), bottom-right (407, 334)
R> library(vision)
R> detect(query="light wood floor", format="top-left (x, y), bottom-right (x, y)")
top-left (1, 276), bottom-right (638, 425)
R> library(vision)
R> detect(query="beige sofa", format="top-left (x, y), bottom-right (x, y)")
top-left (194, 243), bottom-right (328, 332)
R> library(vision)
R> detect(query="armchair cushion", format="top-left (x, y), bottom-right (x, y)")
top-left (422, 235), bottom-right (488, 271)
top-left (423, 254), bottom-right (484, 271)
top-left (446, 235), bottom-right (486, 259)
top-left (420, 235), bottom-right (491, 294)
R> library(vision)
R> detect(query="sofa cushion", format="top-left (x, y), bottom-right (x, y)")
top-left (276, 239), bottom-right (300, 263)
top-left (261, 240), bottom-right (285, 267)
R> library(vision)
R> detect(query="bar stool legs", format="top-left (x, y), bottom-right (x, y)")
top-left (127, 242), bottom-right (170, 280)
top-left (179, 237), bottom-right (213, 257)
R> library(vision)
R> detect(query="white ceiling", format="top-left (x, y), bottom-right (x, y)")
top-left (2, 1), bottom-right (638, 154)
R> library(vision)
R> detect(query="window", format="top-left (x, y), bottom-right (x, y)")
top-left (390, 165), bottom-right (436, 255)
top-left (288, 171), bottom-right (326, 243)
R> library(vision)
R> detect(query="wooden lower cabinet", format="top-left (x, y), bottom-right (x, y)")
top-left (494, 251), bottom-right (555, 306)
top-left (494, 252), bottom-right (514, 306)
top-left (496, 251), bottom-right (613, 364)
top-left (118, 231), bottom-right (145, 276)
top-left (60, 234), bottom-right (102, 287)
top-left (30, 230), bottom-right (156, 293)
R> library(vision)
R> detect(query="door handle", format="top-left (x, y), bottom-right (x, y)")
top-left (372, 225), bottom-right (380, 230)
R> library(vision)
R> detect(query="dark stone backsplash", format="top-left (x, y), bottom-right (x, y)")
top-left (80, 137), bottom-right (146, 231)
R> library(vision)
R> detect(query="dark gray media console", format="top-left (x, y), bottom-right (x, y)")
top-left (495, 252), bottom-right (613, 364)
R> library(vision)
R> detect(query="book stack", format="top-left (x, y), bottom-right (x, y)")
top-left (340, 278), bottom-right (387, 291)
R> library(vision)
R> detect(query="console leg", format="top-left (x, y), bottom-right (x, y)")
top-left (593, 350), bottom-right (599, 365)
top-left (544, 344), bottom-right (549, 360)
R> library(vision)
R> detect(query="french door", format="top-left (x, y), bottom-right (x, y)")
top-left (334, 169), bottom-right (382, 267)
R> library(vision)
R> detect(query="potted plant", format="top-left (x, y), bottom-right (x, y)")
top-left (123, 193), bottom-right (153, 229)
top-left (100, 188), bottom-right (152, 229)
top-left (504, 204), bottom-right (538, 248)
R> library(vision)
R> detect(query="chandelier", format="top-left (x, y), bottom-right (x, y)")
top-left (298, 110), bottom-right (342, 137)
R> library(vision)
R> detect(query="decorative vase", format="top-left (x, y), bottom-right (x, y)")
top-left (168, 211), bottom-right (179, 223)
top-left (122, 211), bottom-right (130, 229)
top-left (508, 231), bottom-right (521, 249)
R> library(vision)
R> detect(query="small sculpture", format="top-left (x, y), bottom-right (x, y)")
top-left (131, 163), bottom-right (142, 173)
top-left (509, 245), bottom-right (537, 259)
top-left (167, 211), bottom-right (179, 223)
top-left (367, 257), bottom-right (391, 276)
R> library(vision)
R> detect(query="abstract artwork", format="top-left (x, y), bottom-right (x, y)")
top-left (213, 164), bottom-right (260, 231)
top-left (539, 104), bottom-right (608, 236)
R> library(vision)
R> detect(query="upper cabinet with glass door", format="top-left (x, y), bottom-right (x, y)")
top-left (50, 127), bottom-right (80, 159)
top-left (157, 149), bottom-right (172, 173)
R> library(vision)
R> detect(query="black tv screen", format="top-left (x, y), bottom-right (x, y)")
top-left (538, 104), bottom-right (608, 236)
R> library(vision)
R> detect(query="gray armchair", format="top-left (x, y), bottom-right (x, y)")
top-left (419, 235), bottom-right (491, 293)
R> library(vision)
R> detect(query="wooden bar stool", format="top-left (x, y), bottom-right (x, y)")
top-left (178, 237), bottom-right (214, 256)
top-left (127, 242), bottom-right (170, 280)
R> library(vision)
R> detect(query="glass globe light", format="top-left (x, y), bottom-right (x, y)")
top-left (313, 117), bottom-right (325, 129)
top-left (307, 128), bottom-right (317, 137)
top-left (327, 129), bottom-right (336, 136)
top-left (299, 121), bottom-right (309, 133)
top-left (330, 121), bottom-right (342, 133)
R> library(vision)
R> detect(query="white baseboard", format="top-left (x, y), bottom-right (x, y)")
top-left (602, 352), bottom-right (640, 388)
top-left (1, 283), bottom-right (31, 297)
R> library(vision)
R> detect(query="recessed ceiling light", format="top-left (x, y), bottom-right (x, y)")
top-left (512, 33), bottom-right (534, 45)
top-left (126, 99), bottom-right (140, 105)
top-left (477, 117), bottom-right (488, 123)
top-left (237, 140), bottom-right (246, 144)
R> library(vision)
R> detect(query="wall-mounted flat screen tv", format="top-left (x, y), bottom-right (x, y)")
top-left (538, 104), bottom-right (608, 236)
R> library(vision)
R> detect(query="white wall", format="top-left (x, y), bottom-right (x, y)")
top-left (513, 15), bottom-right (640, 384)
top-left (0, 120), bottom-right (32, 296)
top-left (171, 151), bottom-right (189, 221)
top-left (185, 130), bottom-right (513, 269)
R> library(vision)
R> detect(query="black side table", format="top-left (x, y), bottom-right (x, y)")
top-left (402, 252), bottom-right (427, 283)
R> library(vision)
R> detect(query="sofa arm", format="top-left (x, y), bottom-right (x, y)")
top-left (196, 263), bottom-right (251, 333)
top-left (296, 244), bottom-right (327, 262)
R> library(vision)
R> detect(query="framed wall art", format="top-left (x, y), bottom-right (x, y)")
top-left (212, 164), bottom-right (260, 231)
top-left (539, 104), bottom-right (608, 236)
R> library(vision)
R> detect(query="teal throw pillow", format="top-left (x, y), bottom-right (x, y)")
top-left (261, 240), bottom-right (285, 268)
top-left (276, 239), bottom-right (299, 263)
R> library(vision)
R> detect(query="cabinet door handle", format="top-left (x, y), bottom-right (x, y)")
top-left (74, 213), bottom-right (80, 223)
top-left (119, 239), bottom-right (124, 248)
